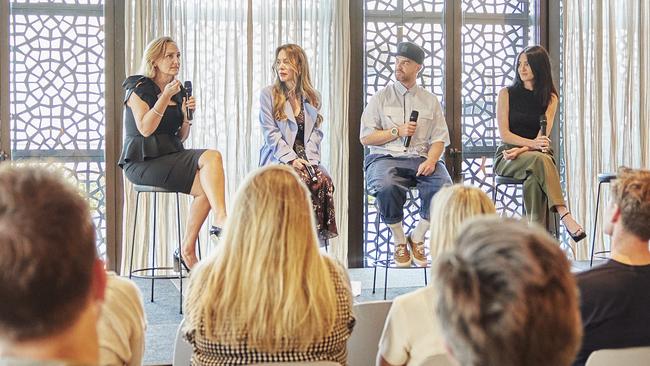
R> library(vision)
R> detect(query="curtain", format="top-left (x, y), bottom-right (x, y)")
top-left (121, 0), bottom-right (351, 273)
top-left (563, 0), bottom-right (650, 260)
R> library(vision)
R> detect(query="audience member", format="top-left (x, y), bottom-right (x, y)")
top-left (98, 272), bottom-right (147, 366)
top-left (377, 185), bottom-right (495, 366)
top-left (0, 164), bottom-right (107, 365)
top-left (573, 167), bottom-right (650, 366)
top-left (435, 217), bottom-right (582, 366)
top-left (184, 165), bottom-right (355, 365)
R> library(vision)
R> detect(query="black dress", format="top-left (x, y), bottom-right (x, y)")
top-left (119, 75), bottom-right (205, 194)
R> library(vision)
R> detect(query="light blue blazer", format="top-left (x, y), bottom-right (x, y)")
top-left (258, 86), bottom-right (323, 166)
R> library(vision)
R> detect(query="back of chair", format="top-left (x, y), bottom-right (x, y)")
top-left (173, 318), bottom-right (192, 366)
top-left (421, 354), bottom-right (455, 366)
top-left (250, 363), bottom-right (341, 365)
top-left (346, 300), bottom-right (393, 366)
top-left (586, 346), bottom-right (650, 366)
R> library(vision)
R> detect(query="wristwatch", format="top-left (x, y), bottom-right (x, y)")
top-left (390, 127), bottom-right (399, 137)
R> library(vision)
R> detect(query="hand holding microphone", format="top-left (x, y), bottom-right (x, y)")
top-left (537, 114), bottom-right (550, 153)
top-left (403, 110), bottom-right (419, 147)
top-left (184, 81), bottom-right (194, 121)
top-left (294, 145), bottom-right (318, 183)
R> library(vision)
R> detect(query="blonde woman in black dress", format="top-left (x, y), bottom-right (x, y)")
top-left (119, 36), bottom-right (227, 269)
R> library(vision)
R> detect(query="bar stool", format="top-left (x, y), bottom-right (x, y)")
top-left (493, 175), bottom-right (559, 236)
top-left (366, 189), bottom-right (428, 300)
top-left (589, 173), bottom-right (617, 267)
top-left (128, 184), bottom-right (200, 314)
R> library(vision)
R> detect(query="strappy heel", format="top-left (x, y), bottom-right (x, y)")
top-left (173, 248), bottom-right (190, 273)
top-left (560, 212), bottom-right (587, 243)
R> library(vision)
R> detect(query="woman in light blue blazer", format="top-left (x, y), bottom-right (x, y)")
top-left (259, 44), bottom-right (338, 241)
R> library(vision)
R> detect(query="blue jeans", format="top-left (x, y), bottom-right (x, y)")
top-left (365, 155), bottom-right (452, 224)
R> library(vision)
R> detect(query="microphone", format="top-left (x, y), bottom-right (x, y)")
top-left (294, 145), bottom-right (318, 183)
top-left (184, 81), bottom-right (193, 120)
top-left (404, 110), bottom-right (419, 147)
top-left (539, 114), bottom-right (547, 136)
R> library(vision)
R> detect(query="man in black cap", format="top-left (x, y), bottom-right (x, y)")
top-left (360, 41), bottom-right (452, 268)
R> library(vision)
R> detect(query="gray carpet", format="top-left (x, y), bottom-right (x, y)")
top-left (134, 260), bottom-right (602, 365)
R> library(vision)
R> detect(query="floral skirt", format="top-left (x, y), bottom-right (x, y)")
top-left (292, 165), bottom-right (339, 241)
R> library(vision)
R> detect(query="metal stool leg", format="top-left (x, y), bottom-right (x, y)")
top-left (590, 181), bottom-right (603, 267)
top-left (129, 191), bottom-right (141, 279)
top-left (383, 232), bottom-right (391, 301)
top-left (151, 192), bottom-right (157, 303)
top-left (175, 193), bottom-right (183, 314)
top-left (197, 236), bottom-right (202, 260)
top-left (372, 212), bottom-right (379, 294)
top-left (423, 267), bottom-right (427, 286)
top-left (492, 181), bottom-right (498, 213)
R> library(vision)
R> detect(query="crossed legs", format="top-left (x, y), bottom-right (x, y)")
top-left (183, 149), bottom-right (228, 268)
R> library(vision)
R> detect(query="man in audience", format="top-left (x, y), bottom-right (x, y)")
top-left (435, 217), bottom-right (582, 366)
top-left (572, 167), bottom-right (650, 366)
top-left (360, 41), bottom-right (452, 267)
top-left (0, 164), bottom-right (107, 365)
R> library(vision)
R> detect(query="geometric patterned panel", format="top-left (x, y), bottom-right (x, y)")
top-left (462, 0), bottom-right (528, 14)
top-left (364, 1), bottom-right (446, 265)
top-left (364, 189), bottom-right (425, 267)
top-left (9, 1), bottom-right (106, 257)
top-left (462, 156), bottom-right (524, 217)
top-left (10, 13), bottom-right (105, 151)
top-left (461, 23), bottom-right (528, 149)
top-left (365, 2), bottom-right (445, 104)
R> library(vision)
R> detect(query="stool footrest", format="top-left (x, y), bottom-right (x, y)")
top-left (130, 267), bottom-right (186, 280)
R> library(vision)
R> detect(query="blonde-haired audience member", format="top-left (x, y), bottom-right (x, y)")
top-left (184, 165), bottom-right (355, 365)
top-left (435, 217), bottom-right (582, 366)
top-left (98, 272), bottom-right (147, 366)
top-left (377, 184), bottom-right (496, 366)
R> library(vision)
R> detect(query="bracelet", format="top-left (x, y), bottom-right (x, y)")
top-left (151, 108), bottom-right (164, 117)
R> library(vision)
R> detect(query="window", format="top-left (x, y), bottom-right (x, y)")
top-left (363, 0), bottom-right (541, 265)
top-left (5, 0), bottom-right (107, 257)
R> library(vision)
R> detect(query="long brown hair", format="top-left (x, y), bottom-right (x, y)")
top-left (271, 44), bottom-right (323, 126)
top-left (511, 45), bottom-right (558, 108)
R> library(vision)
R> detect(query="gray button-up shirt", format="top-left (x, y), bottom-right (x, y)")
top-left (360, 82), bottom-right (450, 158)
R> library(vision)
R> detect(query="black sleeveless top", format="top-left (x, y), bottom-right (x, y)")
top-left (507, 85), bottom-right (547, 140)
top-left (118, 75), bottom-right (187, 167)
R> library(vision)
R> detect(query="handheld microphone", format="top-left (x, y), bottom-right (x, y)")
top-left (184, 81), bottom-right (193, 120)
top-left (404, 110), bottom-right (419, 147)
top-left (539, 114), bottom-right (547, 136)
top-left (295, 145), bottom-right (318, 183)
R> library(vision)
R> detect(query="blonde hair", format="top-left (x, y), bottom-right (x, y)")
top-left (429, 184), bottom-right (496, 259)
top-left (611, 166), bottom-right (650, 240)
top-left (138, 36), bottom-right (176, 78)
top-left (271, 44), bottom-right (323, 126)
top-left (184, 165), bottom-right (338, 352)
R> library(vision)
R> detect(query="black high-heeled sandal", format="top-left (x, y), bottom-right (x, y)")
top-left (210, 225), bottom-right (222, 238)
top-left (560, 212), bottom-right (587, 243)
top-left (173, 248), bottom-right (190, 272)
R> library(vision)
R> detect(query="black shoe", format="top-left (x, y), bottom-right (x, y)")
top-left (210, 225), bottom-right (222, 237)
top-left (173, 248), bottom-right (190, 272)
top-left (560, 212), bottom-right (587, 243)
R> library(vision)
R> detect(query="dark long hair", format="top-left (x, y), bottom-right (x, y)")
top-left (511, 45), bottom-right (557, 108)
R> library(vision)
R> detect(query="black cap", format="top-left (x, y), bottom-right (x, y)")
top-left (394, 42), bottom-right (425, 64)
